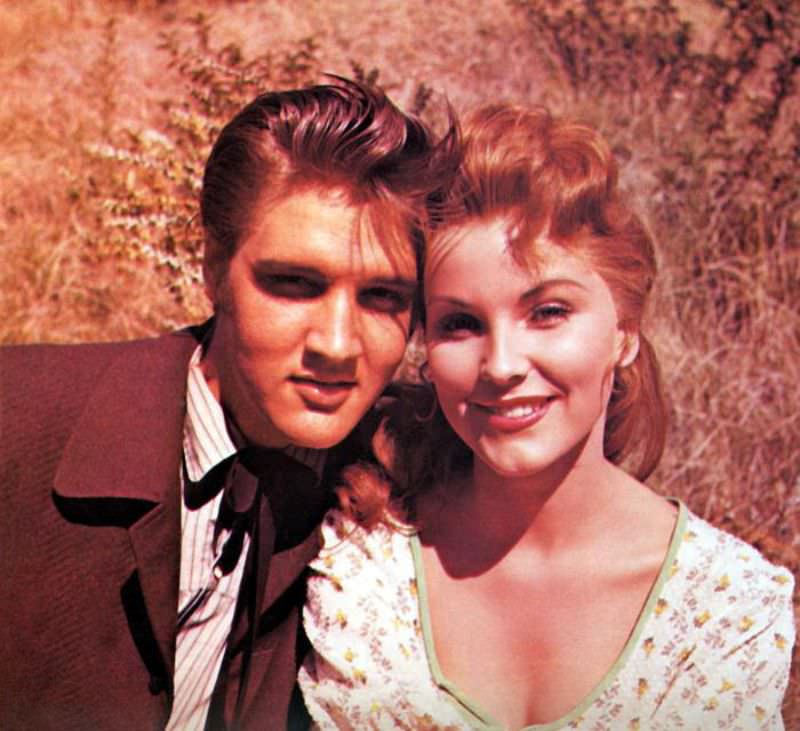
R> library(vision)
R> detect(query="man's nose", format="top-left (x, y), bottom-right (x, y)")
top-left (306, 289), bottom-right (364, 362)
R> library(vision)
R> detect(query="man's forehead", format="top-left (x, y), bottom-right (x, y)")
top-left (354, 208), bottom-right (419, 279)
top-left (244, 187), bottom-right (418, 279)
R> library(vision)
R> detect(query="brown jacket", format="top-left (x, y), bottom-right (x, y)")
top-left (0, 326), bottom-right (334, 730)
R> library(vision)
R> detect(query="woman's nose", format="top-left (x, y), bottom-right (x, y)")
top-left (479, 324), bottom-right (528, 385)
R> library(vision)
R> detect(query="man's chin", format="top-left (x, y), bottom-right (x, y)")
top-left (277, 417), bottom-right (359, 451)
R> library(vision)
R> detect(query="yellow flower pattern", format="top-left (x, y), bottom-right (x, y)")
top-left (299, 504), bottom-right (795, 730)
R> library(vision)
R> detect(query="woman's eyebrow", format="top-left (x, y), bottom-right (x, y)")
top-left (426, 294), bottom-right (471, 308)
top-left (520, 278), bottom-right (589, 300)
top-left (427, 278), bottom-right (588, 307)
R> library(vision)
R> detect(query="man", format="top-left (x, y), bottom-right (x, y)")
top-left (0, 79), bottom-right (456, 730)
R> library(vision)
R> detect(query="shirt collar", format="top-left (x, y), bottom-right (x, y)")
top-left (182, 346), bottom-right (326, 484)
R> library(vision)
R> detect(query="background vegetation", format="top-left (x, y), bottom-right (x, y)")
top-left (2, 0), bottom-right (797, 720)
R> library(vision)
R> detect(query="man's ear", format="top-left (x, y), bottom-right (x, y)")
top-left (203, 257), bottom-right (217, 304)
top-left (203, 248), bottom-right (230, 308)
top-left (617, 329), bottom-right (640, 368)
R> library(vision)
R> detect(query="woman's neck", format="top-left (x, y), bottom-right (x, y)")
top-left (419, 443), bottom-right (627, 578)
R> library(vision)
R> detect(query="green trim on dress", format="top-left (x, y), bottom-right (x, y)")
top-left (410, 499), bottom-right (688, 730)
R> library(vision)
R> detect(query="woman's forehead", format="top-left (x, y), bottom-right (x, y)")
top-left (428, 215), bottom-right (585, 271)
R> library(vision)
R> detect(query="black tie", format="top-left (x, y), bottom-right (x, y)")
top-left (182, 447), bottom-right (322, 723)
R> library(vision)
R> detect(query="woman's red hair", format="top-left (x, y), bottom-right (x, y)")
top-left (337, 104), bottom-right (668, 528)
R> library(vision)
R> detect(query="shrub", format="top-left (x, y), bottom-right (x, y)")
top-left (81, 13), bottom-right (322, 319)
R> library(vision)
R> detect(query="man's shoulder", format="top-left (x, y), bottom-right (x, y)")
top-left (0, 326), bottom-right (205, 448)
top-left (0, 326), bottom-right (203, 385)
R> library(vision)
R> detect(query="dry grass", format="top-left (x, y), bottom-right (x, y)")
top-left (1, 0), bottom-right (797, 721)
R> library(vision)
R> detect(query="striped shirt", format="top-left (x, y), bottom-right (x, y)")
top-left (166, 346), bottom-right (325, 731)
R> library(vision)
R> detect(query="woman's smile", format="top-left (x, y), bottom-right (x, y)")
top-left (425, 216), bottom-right (630, 479)
top-left (470, 396), bottom-right (556, 432)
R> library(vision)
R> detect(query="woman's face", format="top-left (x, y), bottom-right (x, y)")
top-left (424, 217), bottom-right (635, 478)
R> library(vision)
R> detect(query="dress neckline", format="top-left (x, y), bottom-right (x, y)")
top-left (409, 499), bottom-right (688, 730)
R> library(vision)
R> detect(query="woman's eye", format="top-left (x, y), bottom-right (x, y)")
top-left (359, 287), bottom-right (412, 314)
top-left (531, 303), bottom-right (570, 324)
top-left (435, 313), bottom-right (482, 338)
top-left (259, 274), bottom-right (323, 299)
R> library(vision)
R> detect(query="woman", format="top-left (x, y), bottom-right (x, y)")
top-left (298, 105), bottom-right (795, 729)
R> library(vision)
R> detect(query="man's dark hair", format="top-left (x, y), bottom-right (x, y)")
top-left (201, 77), bottom-right (458, 288)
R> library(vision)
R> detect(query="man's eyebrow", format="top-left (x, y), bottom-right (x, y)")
top-left (366, 276), bottom-right (417, 290)
top-left (251, 260), bottom-right (323, 277)
top-left (250, 260), bottom-right (416, 289)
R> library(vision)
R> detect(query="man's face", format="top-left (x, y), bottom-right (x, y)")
top-left (203, 188), bottom-right (417, 449)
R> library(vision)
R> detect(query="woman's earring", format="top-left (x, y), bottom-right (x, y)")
top-left (415, 362), bottom-right (438, 422)
top-left (611, 365), bottom-right (630, 400)
top-left (418, 361), bottom-right (432, 385)
top-left (414, 392), bottom-right (438, 423)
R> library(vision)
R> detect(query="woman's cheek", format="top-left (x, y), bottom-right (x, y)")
top-left (429, 342), bottom-right (480, 392)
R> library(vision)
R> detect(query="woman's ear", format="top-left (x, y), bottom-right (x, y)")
top-left (617, 329), bottom-right (640, 368)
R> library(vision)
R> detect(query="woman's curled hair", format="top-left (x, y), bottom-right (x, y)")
top-left (336, 104), bottom-right (668, 529)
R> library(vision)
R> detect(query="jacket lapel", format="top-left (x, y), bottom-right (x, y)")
top-left (53, 327), bottom-right (203, 683)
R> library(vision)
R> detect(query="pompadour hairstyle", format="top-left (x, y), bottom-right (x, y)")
top-left (200, 76), bottom-right (458, 292)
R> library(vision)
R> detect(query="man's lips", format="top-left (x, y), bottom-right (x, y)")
top-left (290, 375), bottom-right (357, 410)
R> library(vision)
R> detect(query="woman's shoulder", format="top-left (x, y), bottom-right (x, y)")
top-left (301, 508), bottom-right (469, 730)
top-left (676, 506), bottom-right (794, 603)
top-left (309, 508), bottom-right (417, 592)
top-left (316, 508), bottom-right (414, 553)
top-left (659, 503), bottom-right (795, 663)
top-left (302, 509), bottom-right (437, 722)
top-left (607, 503), bottom-right (795, 727)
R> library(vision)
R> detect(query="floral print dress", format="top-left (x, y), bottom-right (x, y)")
top-left (299, 502), bottom-right (795, 730)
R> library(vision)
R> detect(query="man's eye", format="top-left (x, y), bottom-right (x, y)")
top-left (531, 303), bottom-right (570, 325)
top-left (359, 287), bottom-right (412, 314)
top-left (434, 313), bottom-right (482, 338)
top-left (259, 274), bottom-right (323, 298)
